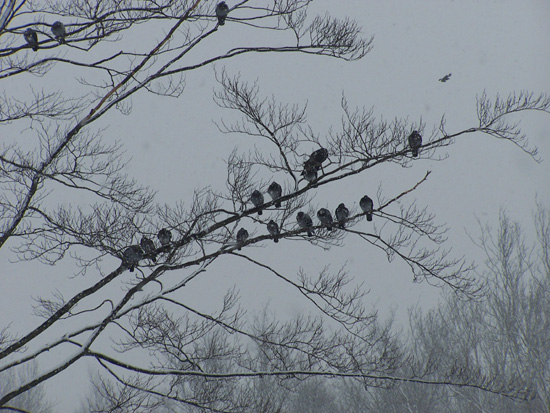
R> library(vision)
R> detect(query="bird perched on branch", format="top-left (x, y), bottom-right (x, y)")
top-left (51, 21), bottom-right (66, 44)
top-left (335, 203), bottom-right (349, 229)
top-left (123, 245), bottom-right (144, 272)
top-left (359, 195), bottom-right (374, 221)
top-left (216, 2), bottom-right (229, 25)
top-left (317, 208), bottom-right (334, 231)
top-left (297, 212), bottom-right (314, 237)
top-left (267, 220), bottom-right (280, 243)
top-left (267, 182), bottom-right (282, 207)
top-left (140, 237), bottom-right (157, 263)
top-left (408, 131), bottom-right (422, 157)
top-left (302, 166), bottom-right (318, 183)
top-left (250, 190), bottom-right (264, 215)
top-left (236, 228), bottom-right (248, 250)
top-left (158, 228), bottom-right (172, 246)
top-left (24, 28), bottom-right (38, 51)
top-left (303, 147), bottom-right (329, 172)
top-left (439, 73), bottom-right (452, 82)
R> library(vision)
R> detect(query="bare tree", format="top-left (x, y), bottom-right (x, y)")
top-left (1, 0), bottom-right (549, 410)
top-left (358, 205), bottom-right (550, 412)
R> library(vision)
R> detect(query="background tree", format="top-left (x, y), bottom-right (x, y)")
top-left (1, 0), bottom-right (549, 410)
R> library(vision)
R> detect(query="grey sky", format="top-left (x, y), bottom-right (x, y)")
top-left (1, 0), bottom-right (549, 410)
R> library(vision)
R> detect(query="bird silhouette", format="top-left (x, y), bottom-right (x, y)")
top-left (359, 195), bottom-right (374, 221)
top-left (408, 131), bottom-right (422, 157)
top-left (250, 190), bottom-right (265, 215)
top-left (123, 245), bottom-right (144, 272)
top-left (439, 73), bottom-right (452, 82)
top-left (216, 2), bottom-right (229, 25)
top-left (267, 182), bottom-right (282, 207)
top-left (267, 220), bottom-right (280, 243)
top-left (51, 21), bottom-right (66, 43)
top-left (317, 208), bottom-right (334, 231)
top-left (24, 28), bottom-right (38, 51)
top-left (236, 228), bottom-right (248, 250)
top-left (335, 203), bottom-right (349, 229)
top-left (297, 212), bottom-right (314, 237)
top-left (140, 237), bottom-right (157, 263)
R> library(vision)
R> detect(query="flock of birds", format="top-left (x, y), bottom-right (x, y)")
top-left (122, 131), bottom-right (423, 271)
top-left (21, 2), bottom-right (231, 51)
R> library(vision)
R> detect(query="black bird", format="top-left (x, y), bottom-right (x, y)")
top-left (296, 212), bottom-right (314, 237)
top-left (317, 208), bottom-right (334, 231)
top-left (267, 182), bottom-right (282, 207)
top-left (301, 166), bottom-right (318, 183)
top-left (216, 1), bottom-right (229, 25)
top-left (140, 237), bottom-right (157, 263)
top-left (122, 245), bottom-right (144, 272)
top-left (250, 190), bottom-right (264, 215)
top-left (267, 220), bottom-right (280, 243)
top-left (158, 228), bottom-right (172, 246)
top-left (24, 28), bottom-right (38, 51)
top-left (303, 147), bottom-right (329, 172)
top-left (408, 131), bottom-right (422, 157)
top-left (359, 195), bottom-right (374, 221)
top-left (236, 228), bottom-right (248, 250)
top-left (439, 73), bottom-right (452, 82)
top-left (335, 203), bottom-right (349, 229)
top-left (51, 21), bottom-right (66, 43)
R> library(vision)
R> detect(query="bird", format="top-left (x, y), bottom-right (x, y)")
top-left (335, 203), bottom-right (349, 229)
top-left (216, 2), bottom-right (229, 25)
top-left (157, 228), bottom-right (172, 246)
top-left (317, 208), bottom-right (334, 231)
top-left (236, 228), bottom-right (248, 250)
top-left (267, 182), bottom-right (282, 207)
top-left (439, 73), bottom-right (452, 82)
top-left (24, 28), bottom-right (38, 51)
top-left (51, 21), bottom-right (66, 43)
top-left (301, 166), bottom-right (318, 183)
top-left (303, 147), bottom-right (329, 172)
top-left (122, 245), bottom-right (144, 272)
top-left (359, 195), bottom-right (374, 221)
top-left (250, 190), bottom-right (264, 215)
top-left (297, 212), bottom-right (314, 237)
top-left (267, 220), bottom-right (280, 243)
top-left (140, 237), bottom-right (157, 263)
top-left (408, 131), bottom-right (422, 157)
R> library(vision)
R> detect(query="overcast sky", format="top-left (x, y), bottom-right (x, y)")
top-left (1, 0), bottom-right (549, 410)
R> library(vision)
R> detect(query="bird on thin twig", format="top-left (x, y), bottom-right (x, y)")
top-left (267, 220), bottom-right (280, 243)
top-left (140, 237), bottom-right (157, 263)
top-left (408, 131), bottom-right (422, 157)
top-left (335, 203), bottom-right (349, 229)
top-left (24, 28), bottom-right (38, 51)
top-left (51, 21), bottom-right (66, 44)
top-left (297, 212), bottom-right (314, 237)
top-left (267, 182), bottom-right (282, 207)
top-left (359, 195), bottom-right (374, 221)
top-left (317, 208), bottom-right (334, 231)
top-left (236, 228), bottom-right (248, 250)
top-left (216, 2), bottom-right (229, 25)
top-left (250, 190), bottom-right (264, 215)
top-left (123, 245), bottom-right (144, 272)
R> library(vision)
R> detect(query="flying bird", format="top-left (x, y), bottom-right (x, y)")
top-left (140, 237), bottom-right (157, 263)
top-left (236, 228), bottom-right (248, 250)
top-left (158, 228), bottom-right (172, 246)
top-left (267, 182), bottom-right (282, 207)
top-left (359, 195), bottom-right (374, 221)
top-left (439, 73), bottom-right (452, 82)
top-left (317, 208), bottom-right (334, 231)
top-left (24, 28), bottom-right (38, 51)
top-left (122, 245), bottom-right (144, 272)
top-left (216, 1), bottom-right (229, 25)
top-left (408, 131), bottom-right (422, 158)
top-left (250, 190), bottom-right (265, 215)
top-left (267, 220), bottom-right (280, 243)
top-left (297, 212), bottom-right (314, 237)
top-left (335, 203), bottom-right (349, 229)
top-left (51, 21), bottom-right (66, 43)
